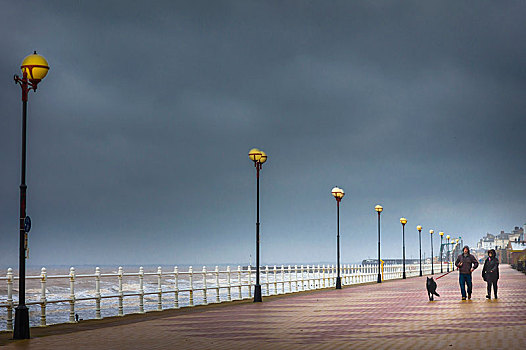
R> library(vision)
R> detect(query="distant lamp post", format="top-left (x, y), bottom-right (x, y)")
top-left (417, 225), bottom-right (423, 276)
top-left (446, 235), bottom-right (451, 272)
top-left (439, 231), bottom-right (444, 273)
top-left (429, 230), bottom-right (434, 275)
top-left (331, 187), bottom-right (345, 289)
top-left (248, 148), bottom-right (267, 302)
top-left (455, 238), bottom-right (459, 263)
top-left (400, 218), bottom-right (407, 279)
top-left (13, 51), bottom-right (49, 340)
top-left (375, 205), bottom-right (383, 283)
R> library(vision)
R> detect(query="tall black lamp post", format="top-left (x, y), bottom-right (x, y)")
top-left (417, 225), bottom-right (423, 276)
top-left (429, 230), bottom-right (434, 275)
top-left (446, 235), bottom-right (451, 272)
top-left (13, 52), bottom-right (49, 340)
top-left (400, 218), bottom-right (407, 279)
top-left (439, 231), bottom-right (444, 273)
top-left (331, 187), bottom-right (345, 289)
top-left (248, 148), bottom-right (267, 302)
top-left (375, 205), bottom-right (383, 283)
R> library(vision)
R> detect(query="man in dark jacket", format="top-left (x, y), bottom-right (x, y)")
top-left (455, 245), bottom-right (479, 300)
top-left (482, 249), bottom-right (499, 299)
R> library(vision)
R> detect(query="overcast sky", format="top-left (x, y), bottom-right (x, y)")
top-left (1, 1), bottom-right (525, 268)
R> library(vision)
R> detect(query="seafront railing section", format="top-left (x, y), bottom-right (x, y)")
top-left (0, 263), bottom-right (447, 331)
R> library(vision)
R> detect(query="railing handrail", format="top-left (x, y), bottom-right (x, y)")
top-left (1, 262), bottom-right (448, 331)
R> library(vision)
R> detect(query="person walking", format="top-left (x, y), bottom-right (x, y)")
top-left (455, 245), bottom-right (479, 300)
top-left (482, 249), bottom-right (499, 299)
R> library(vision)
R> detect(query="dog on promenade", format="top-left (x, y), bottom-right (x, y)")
top-left (426, 277), bottom-right (440, 301)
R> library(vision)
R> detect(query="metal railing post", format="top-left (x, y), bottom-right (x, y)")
top-left (189, 266), bottom-right (194, 306)
top-left (157, 266), bottom-right (162, 311)
top-left (264, 265), bottom-right (269, 296)
top-left (40, 267), bottom-right (47, 326)
top-left (226, 266), bottom-right (231, 301)
top-left (95, 267), bottom-right (101, 319)
top-left (273, 265), bottom-right (278, 294)
top-left (118, 267), bottom-right (124, 316)
top-left (247, 265), bottom-right (252, 298)
top-left (215, 266), bottom-right (220, 303)
top-left (237, 266), bottom-right (242, 299)
top-left (174, 266), bottom-right (179, 308)
top-left (6, 268), bottom-right (13, 331)
top-left (69, 267), bottom-right (76, 323)
top-left (139, 266), bottom-right (144, 313)
top-left (202, 266), bottom-right (208, 305)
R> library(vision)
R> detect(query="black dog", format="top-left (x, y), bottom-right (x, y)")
top-left (426, 277), bottom-right (440, 301)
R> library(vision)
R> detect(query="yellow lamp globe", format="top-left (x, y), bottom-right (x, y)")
top-left (331, 187), bottom-right (344, 200)
top-left (429, 230), bottom-right (434, 234)
top-left (456, 238), bottom-right (459, 243)
top-left (446, 235), bottom-right (450, 240)
top-left (375, 205), bottom-right (383, 213)
top-left (400, 218), bottom-right (407, 225)
top-left (21, 51), bottom-right (49, 81)
top-left (416, 225), bottom-right (422, 231)
top-left (259, 151), bottom-right (267, 164)
top-left (439, 231), bottom-right (444, 236)
top-left (248, 148), bottom-right (261, 162)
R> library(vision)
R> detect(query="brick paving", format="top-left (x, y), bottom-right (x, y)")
top-left (1, 264), bottom-right (525, 349)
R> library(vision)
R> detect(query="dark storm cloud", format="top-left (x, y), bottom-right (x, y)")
top-left (1, 1), bottom-right (525, 267)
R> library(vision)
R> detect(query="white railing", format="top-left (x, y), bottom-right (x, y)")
top-left (0, 262), bottom-right (447, 331)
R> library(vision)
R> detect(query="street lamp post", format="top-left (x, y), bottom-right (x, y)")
top-left (416, 225), bottom-right (423, 276)
top-left (375, 205), bottom-right (383, 283)
top-left (446, 235), bottom-right (450, 272)
top-left (439, 232), bottom-right (444, 273)
top-left (429, 230), bottom-right (434, 275)
top-left (454, 238), bottom-right (459, 269)
top-left (331, 187), bottom-right (345, 289)
top-left (248, 148), bottom-right (267, 302)
top-left (13, 52), bottom-right (49, 340)
top-left (400, 218), bottom-right (407, 279)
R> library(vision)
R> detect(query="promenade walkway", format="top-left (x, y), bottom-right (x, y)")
top-left (1, 264), bottom-right (525, 349)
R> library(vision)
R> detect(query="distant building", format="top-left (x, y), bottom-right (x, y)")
top-left (509, 226), bottom-right (524, 242)
top-left (495, 230), bottom-right (511, 250)
top-left (476, 226), bottom-right (525, 261)
top-left (476, 233), bottom-right (495, 250)
top-left (505, 241), bottom-right (526, 266)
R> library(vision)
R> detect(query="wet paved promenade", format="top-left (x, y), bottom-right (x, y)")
top-left (1, 264), bottom-right (525, 349)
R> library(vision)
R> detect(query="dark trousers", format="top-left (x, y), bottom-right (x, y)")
top-left (459, 273), bottom-right (472, 298)
top-left (486, 280), bottom-right (498, 297)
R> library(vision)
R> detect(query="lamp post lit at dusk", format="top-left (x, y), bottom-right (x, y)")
top-left (248, 148), bottom-right (267, 302)
top-left (439, 231), bottom-right (444, 273)
top-left (331, 187), bottom-right (345, 289)
top-left (13, 51), bottom-right (49, 340)
top-left (400, 218), bottom-right (407, 279)
top-left (375, 205), bottom-right (383, 283)
top-left (429, 230), bottom-right (434, 275)
top-left (417, 225), bottom-right (422, 276)
top-left (446, 235), bottom-right (451, 272)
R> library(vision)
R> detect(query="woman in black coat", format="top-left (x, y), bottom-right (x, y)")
top-left (482, 249), bottom-right (499, 299)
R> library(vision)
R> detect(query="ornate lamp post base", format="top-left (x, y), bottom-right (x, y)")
top-left (336, 277), bottom-right (342, 289)
top-left (13, 306), bottom-right (30, 339)
top-left (253, 285), bottom-right (262, 302)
